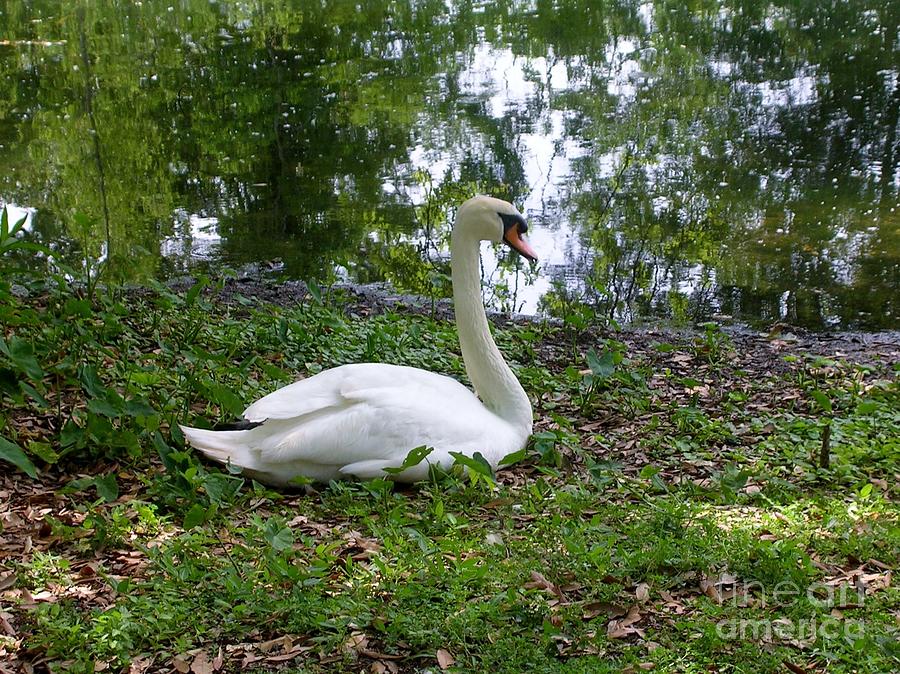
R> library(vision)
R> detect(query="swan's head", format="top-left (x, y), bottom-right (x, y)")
top-left (455, 196), bottom-right (538, 262)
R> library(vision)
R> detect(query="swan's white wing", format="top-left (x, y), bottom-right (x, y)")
top-left (241, 363), bottom-right (468, 421)
top-left (238, 363), bottom-right (504, 474)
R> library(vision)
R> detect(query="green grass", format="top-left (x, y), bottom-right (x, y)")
top-left (0, 275), bottom-right (897, 673)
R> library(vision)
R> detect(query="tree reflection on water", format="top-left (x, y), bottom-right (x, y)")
top-left (0, 0), bottom-right (896, 329)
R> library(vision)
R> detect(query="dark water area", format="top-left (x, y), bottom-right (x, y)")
top-left (1, 0), bottom-right (897, 330)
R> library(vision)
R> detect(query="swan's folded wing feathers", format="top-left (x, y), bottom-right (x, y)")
top-left (245, 365), bottom-right (490, 470)
top-left (242, 363), bottom-right (474, 422)
top-left (242, 368), bottom-right (349, 421)
top-left (241, 364), bottom-right (453, 420)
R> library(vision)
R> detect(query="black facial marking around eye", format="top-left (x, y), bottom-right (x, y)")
top-left (499, 212), bottom-right (527, 233)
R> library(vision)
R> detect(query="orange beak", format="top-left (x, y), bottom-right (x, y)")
top-left (504, 227), bottom-right (539, 262)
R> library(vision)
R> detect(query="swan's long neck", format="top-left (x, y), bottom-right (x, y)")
top-left (451, 224), bottom-right (533, 435)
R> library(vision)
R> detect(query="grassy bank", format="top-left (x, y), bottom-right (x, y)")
top-left (0, 277), bottom-right (897, 673)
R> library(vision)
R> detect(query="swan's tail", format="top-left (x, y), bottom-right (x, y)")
top-left (179, 424), bottom-right (256, 469)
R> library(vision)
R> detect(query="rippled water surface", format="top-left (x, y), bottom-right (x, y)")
top-left (1, 1), bottom-right (897, 329)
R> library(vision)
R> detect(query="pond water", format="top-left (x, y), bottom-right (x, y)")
top-left (1, 0), bottom-right (897, 330)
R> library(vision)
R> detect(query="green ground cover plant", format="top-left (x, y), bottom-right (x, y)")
top-left (0, 273), bottom-right (897, 673)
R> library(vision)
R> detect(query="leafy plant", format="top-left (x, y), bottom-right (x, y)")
top-left (580, 341), bottom-right (624, 412)
top-left (694, 321), bottom-right (732, 364)
top-left (1, 207), bottom-right (50, 259)
top-left (382, 444), bottom-right (435, 475)
top-left (0, 434), bottom-right (37, 477)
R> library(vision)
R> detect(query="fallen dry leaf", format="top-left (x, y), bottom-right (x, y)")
top-left (436, 648), bottom-right (455, 670)
top-left (0, 614), bottom-right (15, 637)
top-left (190, 651), bottom-right (213, 674)
top-left (78, 563), bottom-right (98, 578)
top-left (862, 571), bottom-right (891, 593)
top-left (523, 570), bottom-right (561, 598)
top-left (620, 605), bottom-right (642, 628)
top-left (582, 601), bottom-right (626, 620)
top-left (256, 635), bottom-right (293, 653)
top-left (127, 656), bottom-right (152, 674)
top-left (265, 646), bottom-right (313, 664)
top-left (343, 632), bottom-right (369, 654)
top-left (867, 558), bottom-right (892, 571)
top-left (635, 582), bottom-right (650, 603)
top-left (360, 649), bottom-right (405, 661)
top-left (700, 576), bottom-right (721, 603)
top-left (607, 605), bottom-right (643, 639)
top-left (212, 647), bottom-right (223, 671)
top-left (172, 655), bottom-right (191, 674)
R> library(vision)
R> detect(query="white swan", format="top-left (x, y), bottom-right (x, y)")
top-left (179, 195), bottom-right (538, 484)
